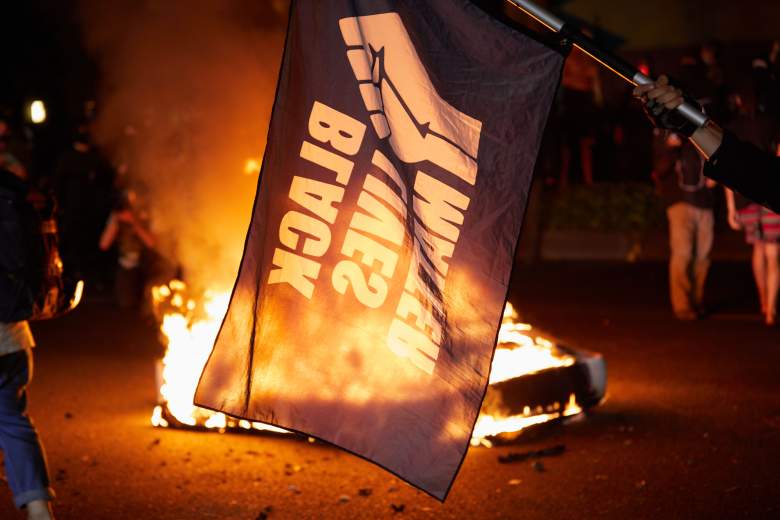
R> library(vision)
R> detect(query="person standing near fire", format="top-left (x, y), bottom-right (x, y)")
top-left (0, 155), bottom-right (55, 518)
top-left (99, 186), bottom-right (156, 309)
top-left (53, 125), bottom-right (115, 292)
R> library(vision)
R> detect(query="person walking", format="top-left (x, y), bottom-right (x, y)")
top-left (652, 131), bottom-right (717, 320)
top-left (727, 188), bottom-right (780, 326)
top-left (723, 87), bottom-right (780, 326)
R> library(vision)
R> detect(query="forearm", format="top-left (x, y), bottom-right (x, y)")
top-left (725, 188), bottom-right (735, 214)
top-left (99, 220), bottom-right (118, 251)
top-left (133, 223), bottom-right (156, 249)
top-left (703, 132), bottom-right (780, 213)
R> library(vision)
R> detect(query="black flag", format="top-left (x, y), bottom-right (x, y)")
top-left (196, 0), bottom-right (563, 500)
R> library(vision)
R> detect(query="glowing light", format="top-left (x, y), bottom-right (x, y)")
top-left (153, 286), bottom-right (230, 428)
top-left (29, 100), bottom-right (46, 124)
top-left (150, 280), bottom-right (293, 435)
top-left (150, 405), bottom-right (169, 428)
top-left (244, 158), bottom-right (261, 175)
top-left (69, 280), bottom-right (85, 311)
top-left (489, 303), bottom-right (575, 384)
top-left (469, 303), bottom-right (584, 445)
top-left (150, 285), bottom-right (583, 444)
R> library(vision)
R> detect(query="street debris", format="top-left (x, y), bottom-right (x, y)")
top-left (508, 479), bottom-right (522, 486)
top-left (391, 503), bottom-right (405, 513)
top-left (338, 494), bottom-right (351, 503)
top-left (255, 505), bottom-right (273, 519)
top-left (497, 444), bottom-right (566, 464)
top-left (358, 488), bottom-right (373, 497)
top-left (287, 485), bottom-right (301, 494)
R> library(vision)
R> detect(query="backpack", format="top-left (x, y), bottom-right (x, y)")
top-left (0, 169), bottom-right (83, 322)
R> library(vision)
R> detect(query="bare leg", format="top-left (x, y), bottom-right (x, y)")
top-left (765, 242), bottom-right (779, 325)
top-left (752, 241), bottom-right (768, 314)
top-left (693, 208), bottom-right (714, 315)
top-left (579, 136), bottom-right (595, 185)
top-left (668, 204), bottom-right (696, 318)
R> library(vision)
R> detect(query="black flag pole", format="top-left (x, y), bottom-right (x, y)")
top-left (506, 0), bottom-right (709, 129)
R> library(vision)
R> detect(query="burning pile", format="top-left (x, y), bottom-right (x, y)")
top-left (471, 304), bottom-right (603, 446)
top-left (150, 285), bottom-right (605, 444)
top-left (150, 281), bottom-right (286, 434)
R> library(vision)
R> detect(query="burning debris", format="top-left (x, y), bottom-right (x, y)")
top-left (150, 280), bottom-right (286, 434)
top-left (473, 304), bottom-right (607, 446)
top-left (149, 286), bottom-right (606, 444)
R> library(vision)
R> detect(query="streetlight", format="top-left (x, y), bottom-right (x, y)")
top-left (29, 100), bottom-right (47, 124)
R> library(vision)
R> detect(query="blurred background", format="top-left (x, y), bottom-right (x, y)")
top-left (1, 0), bottom-right (778, 292)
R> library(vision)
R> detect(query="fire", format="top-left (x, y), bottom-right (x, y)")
top-left (150, 280), bottom-right (286, 434)
top-left (471, 393), bottom-right (583, 447)
top-left (490, 305), bottom-right (575, 384)
top-left (471, 303), bottom-right (584, 446)
top-left (150, 286), bottom-right (584, 443)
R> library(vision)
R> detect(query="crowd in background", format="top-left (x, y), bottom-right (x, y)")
top-left (528, 39), bottom-right (780, 324)
top-left (0, 112), bottom-right (157, 312)
top-left (1, 38), bottom-right (779, 320)
top-left (647, 40), bottom-right (779, 324)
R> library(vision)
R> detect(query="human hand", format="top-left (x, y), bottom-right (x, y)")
top-left (633, 75), bottom-right (701, 137)
top-left (727, 211), bottom-right (740, 231)
top-left (633, 75), bottom-right (684, 110)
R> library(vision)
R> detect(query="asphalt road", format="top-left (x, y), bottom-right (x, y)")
top-left (1, 261), bottom-right (778, 519)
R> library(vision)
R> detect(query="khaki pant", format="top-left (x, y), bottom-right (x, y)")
top-left (667, 202), bottom-right (714, 315)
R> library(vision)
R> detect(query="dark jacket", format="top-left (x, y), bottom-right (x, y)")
top-left (704, 132), bottom-right (780, 213)
top-left (653, 132), bottom-right (713, 209)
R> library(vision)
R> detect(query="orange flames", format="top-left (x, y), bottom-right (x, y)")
top-left (471, 303), bottom-right (583, 446)
top-left (149, 281), bottom-right (286, 434)
top-left (150, 286), bottom-right (583, 443)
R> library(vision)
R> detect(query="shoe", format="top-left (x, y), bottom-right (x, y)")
top-left (766, 313), bottom-right (776, 327)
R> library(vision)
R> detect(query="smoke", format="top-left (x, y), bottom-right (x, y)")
top-left (78, 0), bottom-right (288, 291)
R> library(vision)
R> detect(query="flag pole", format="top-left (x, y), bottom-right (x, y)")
top-left (506, 0), bottom-right (709, 128)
